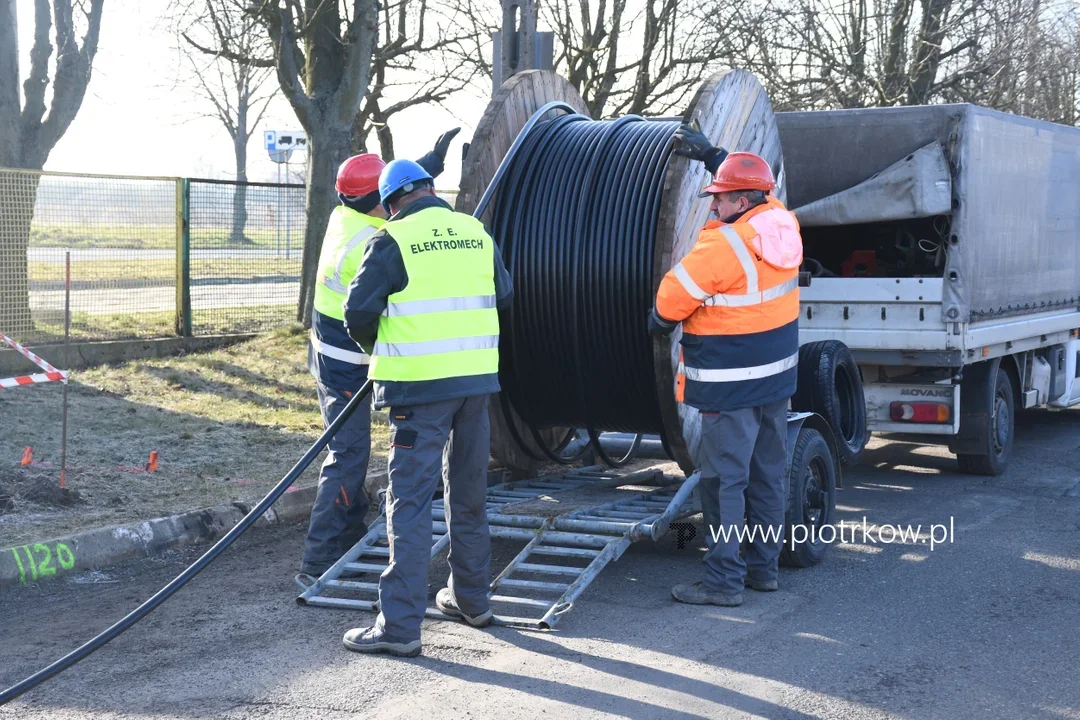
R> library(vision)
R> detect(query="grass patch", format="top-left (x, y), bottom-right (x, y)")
top-left (0, 326), bottom-right (389, 546)
top-left (24, 305), bottom-right (296, 344)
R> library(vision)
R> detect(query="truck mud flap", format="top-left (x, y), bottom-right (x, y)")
top-left (786, 411), bottom-right (843, 489)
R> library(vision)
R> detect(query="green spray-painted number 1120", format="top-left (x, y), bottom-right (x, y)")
top-left (10, 543), bottom-right (76, 582)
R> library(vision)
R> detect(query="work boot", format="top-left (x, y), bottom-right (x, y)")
top-left (436, 588), bottom-right (493, 628)
top-left (299, 560), bottom-right (333, 577)
top-left (342, 626), bottom-right (421, 657)
top-left (671, 581), bottom-right (742, 607)
top-left (745, 576), bottom-right (778, 592)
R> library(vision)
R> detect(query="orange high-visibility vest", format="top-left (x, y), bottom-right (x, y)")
top-left (656, 196), bottom-right (803, 411)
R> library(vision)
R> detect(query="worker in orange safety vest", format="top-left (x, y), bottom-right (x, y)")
top-left (649, 125), bottom-right (803, 607)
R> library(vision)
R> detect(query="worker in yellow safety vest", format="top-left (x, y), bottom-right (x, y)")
top-left (300, 129), bottom-right (460, 578)
top-left (649, 125), bottom-right (803, 607)
top-left (338, 158), bottom-right (513, 657)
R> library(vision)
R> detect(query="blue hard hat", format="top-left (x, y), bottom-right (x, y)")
top-left (378, 159), bottom-right (434, 211)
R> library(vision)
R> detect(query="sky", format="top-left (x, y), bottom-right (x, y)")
top-left (13, 0), bottom-right (491, 189)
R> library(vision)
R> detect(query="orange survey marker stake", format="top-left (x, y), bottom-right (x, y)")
top-left (20, 447), bottom-right (32, 467)
top-left (147, 451), bottom-right (159, 472)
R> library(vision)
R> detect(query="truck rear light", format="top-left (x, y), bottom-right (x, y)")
top-left (890, 402), bottom-right (950, 423)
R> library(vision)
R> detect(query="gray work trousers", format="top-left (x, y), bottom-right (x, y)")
top-left (302, 381), bottom-right (372, 568)
top-left (695, 400), bottom-right (788, 595)
top-left (376, 395), bottom-right (492, 641)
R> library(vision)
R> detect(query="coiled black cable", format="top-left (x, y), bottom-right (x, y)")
top-left (490, 113), bottom-right (680, 461)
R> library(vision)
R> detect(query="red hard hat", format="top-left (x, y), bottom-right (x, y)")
top-left (698, 152), bottom-right (776, 196)
top-left (336, 153), bottom-right (385, 197)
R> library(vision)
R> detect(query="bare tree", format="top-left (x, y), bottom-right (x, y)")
top-left (713, 0), bottom-right (1080, 122)
top-left (186, 0), bottom-right (484, 323)
top-left (180, 0), bottom-right (277, 244)
top-left (0, 0), bottom-right (105, 335)
top-left (544, 0), bottom-right (732, 117)
top-left (445, 0), bottom-right (734, 119)
top-left (352, 0), bottom-right (486, 159)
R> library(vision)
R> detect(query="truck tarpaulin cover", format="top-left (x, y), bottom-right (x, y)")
top-left (777, 104), bottom-right (1080, 323)
top-left (791, 142), bottom-right (952, 227)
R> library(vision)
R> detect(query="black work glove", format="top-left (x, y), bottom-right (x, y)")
top-left (672, 123), bottom-right (729, 175)
top-left (648, 306), bottom-right (678, 336)
top-left (433, 127), bottom-right (462, 164)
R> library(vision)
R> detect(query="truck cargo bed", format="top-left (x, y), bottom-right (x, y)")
top-left (778, 104), bottom-right (1080, 327)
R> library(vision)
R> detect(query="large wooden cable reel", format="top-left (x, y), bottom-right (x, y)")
top-left (456, 69), bottom-right (785, 476)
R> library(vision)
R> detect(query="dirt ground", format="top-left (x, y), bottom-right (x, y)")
top-left (0, 326), bottom-right (390, 546)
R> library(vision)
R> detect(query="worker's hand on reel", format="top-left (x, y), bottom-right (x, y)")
top-left (433, 127), bottom-right (462, 164)
top-left (647, 306), bottom-right (678, 336)
top-left (672, 124), bottom-right (728, 174)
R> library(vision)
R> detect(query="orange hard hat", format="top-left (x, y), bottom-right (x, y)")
top-left (698, 152), bottom-right (776, 197)
top-left (336, 153), bottom-right (386, 197)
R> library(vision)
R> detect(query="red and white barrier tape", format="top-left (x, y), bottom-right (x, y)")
top-left (0, 333), bottom-right (68, 389)
top-left (0, 371), bottom-right (68, 389)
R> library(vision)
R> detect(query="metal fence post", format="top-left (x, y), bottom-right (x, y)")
top-left (175, 178), bottom-right (192, 336)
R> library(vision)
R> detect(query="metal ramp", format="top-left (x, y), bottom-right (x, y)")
top-left (296, 467), bottom-right (700, 629)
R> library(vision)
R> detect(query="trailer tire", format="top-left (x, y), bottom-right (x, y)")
top-left (792, 341), bottom-right (867, 466)
top-left (780, 426), bottom-right (837, 568)
top-left (956, 364), bottom-right (1015, 476)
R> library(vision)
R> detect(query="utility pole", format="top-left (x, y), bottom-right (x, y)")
top-left (492, 0), bottom-right (554, 91)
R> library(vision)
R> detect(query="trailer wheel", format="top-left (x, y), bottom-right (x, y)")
top-left (792, 341), bottom-right (868, 466)
top-left (956, 365), bottom-right (1015, 476)
top-left (780, 426), bottom-right (837, 568)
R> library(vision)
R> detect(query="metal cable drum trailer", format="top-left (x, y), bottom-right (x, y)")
top-left (296, 69), bottom-right (846, 629)
top-left (782, 104), bottom-right (1080, 476)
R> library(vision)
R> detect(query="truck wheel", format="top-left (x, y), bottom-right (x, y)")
top-left (956, 366), bottom-right (1014, 476)
top-left (780, 426), bottom-right (838, 568)
top-left (792, 341), bottom-right (868, 466)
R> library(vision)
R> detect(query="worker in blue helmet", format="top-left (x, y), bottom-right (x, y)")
top-left (301, 130), bottom-right (461, 580)
top-left (378, 160), bottom-right (435, 214)
top-left (339, 157), bottom-right (514, 657)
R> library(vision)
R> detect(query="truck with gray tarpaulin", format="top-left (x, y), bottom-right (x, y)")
top-left (777, 104), bottom-right (1080, 475)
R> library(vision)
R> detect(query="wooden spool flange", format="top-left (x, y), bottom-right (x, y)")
top-left (457, 69), bottom-right (784, 475)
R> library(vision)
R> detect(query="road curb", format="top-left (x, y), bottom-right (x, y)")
top-left (0, 467), bottom-right (516, 589)
top-left (0, 473), bottom-right (377, 589)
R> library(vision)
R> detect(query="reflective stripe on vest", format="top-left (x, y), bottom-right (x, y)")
top-left (384, 294), bottom-right (497, 317)
top-left (672, 262), bottom-right (709, 301)
top-left (310, 330), bottom-right (370, 365)
top-left (680, 351), bottom-right (798, 383)
top-left (673, 226), bottom-right (798, 309)
top-left (368, 206), bottom-right (499, 383)
top-left (324, 225), bottom-right (379, 293)
top-left (703, 277), bottom-right (798, 307)
top-left (313, 207), bottom-right (383, 321)
top-left (374, 334), bottom-right (499, 358)
top-left (721, 226), bottom-right (760, 293)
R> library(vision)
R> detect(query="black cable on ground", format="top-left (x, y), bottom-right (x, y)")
top-left (0, 379), bottom-right (374, 707)
top-left (491, 112), bottom-right (679, 460)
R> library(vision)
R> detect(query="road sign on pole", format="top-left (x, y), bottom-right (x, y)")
top-left (265, 130), bottom-right (306, 164)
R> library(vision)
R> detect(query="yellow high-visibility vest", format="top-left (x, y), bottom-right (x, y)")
top-left (368, 206), bottom-right (499, 382)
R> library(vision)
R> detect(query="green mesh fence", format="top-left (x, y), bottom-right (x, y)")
top-left (0, 169), bottom-right (177, 346)
top-left (0, 168), bottom-right (462, 348)
top-left (187, 178), bottom-right (304, 335)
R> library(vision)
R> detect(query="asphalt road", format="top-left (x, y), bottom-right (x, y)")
top-left (2, 411), bottom-right (1079, 719)
top-left (30, 282), bottom-right (299, 315)
top-left (28, 248), bottom-right (298, 262)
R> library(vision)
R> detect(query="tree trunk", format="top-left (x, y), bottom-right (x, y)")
top-left (230, 128), bottom-right (250, 244)
top-left (296, 123), bottom-right (352, 325)
top-left (0, 173), bottom-right (40, 339)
